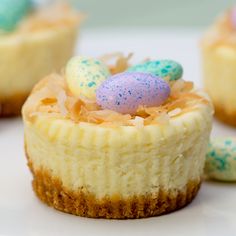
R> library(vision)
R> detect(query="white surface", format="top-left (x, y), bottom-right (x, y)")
top-left (1, 29), bottom-right (236, 236)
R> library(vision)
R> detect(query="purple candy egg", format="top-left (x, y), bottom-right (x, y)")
top-left (96, 72), bottom-right (170, 114)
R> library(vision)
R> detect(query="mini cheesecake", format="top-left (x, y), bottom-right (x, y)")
top-left (201, 8), bottom-right (236, 126)
top-left (23, 55), bottom-right (213, 219)
top-left (0, 4), bottom-right (82, 116)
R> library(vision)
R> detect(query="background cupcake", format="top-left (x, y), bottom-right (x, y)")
top-left (0, 1), bottom-right (82, 116)
top-left (201, 7), bottom-right (236, 126)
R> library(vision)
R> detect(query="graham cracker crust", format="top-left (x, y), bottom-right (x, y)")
top-left (27, 160), bottom-right (201, 219)
top-left (214, 103), bottom-right (236, 127)
top-left (0, 93), bottom-right (28, 117)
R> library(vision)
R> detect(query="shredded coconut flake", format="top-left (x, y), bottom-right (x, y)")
top-left (129, 116), bottom-right (144, 128)
top-left (100, 52), bottom-right (133, 74)
top-left (168, 108), bottom-right (182, 117)
top-left (57, 90), bottom-right (68, 117)
top-left (155, 113), bottom-right (170, 125)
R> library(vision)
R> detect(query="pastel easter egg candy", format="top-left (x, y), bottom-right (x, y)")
top-left (96, 72), bottom-right (170, 114)
top-left (205, 137), bottom-right (236, 181)
top-left (65, 56), bottom-right (110, 99)
top-left (0, 0), bottom-right (31, 31)
top-left (128, 60), bottom-right (183, 82)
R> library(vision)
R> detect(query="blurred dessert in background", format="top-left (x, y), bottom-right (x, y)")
top-left (0, 0), bottom-right (82, 116)
top-left (201, 7), bottom-right (236, 126)
top-left (205, 137), bottom-right (236, 182)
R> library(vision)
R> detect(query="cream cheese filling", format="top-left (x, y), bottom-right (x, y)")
top-left (24, 103), bottom-right (212, 199)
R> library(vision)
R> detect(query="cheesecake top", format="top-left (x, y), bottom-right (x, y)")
top-left (18, 4), bottom-right (82, 33)
top-left (0, 4), bottom-right (82, 38)
top-left (23, 54), bottom-right (211, 127)
top-left (202, 7), bottom-right (236, 48)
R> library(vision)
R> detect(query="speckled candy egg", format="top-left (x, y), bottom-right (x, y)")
top-left (0, 0), bottom-right (31, 31)
top-left (65, 56), bottom-right (110, 99)
top-left (127, 60), bottom-right (183, 82)
top-left (96, 72), bottom-right (170, 114)
top-left (205, 137), bottom-right (236, 181)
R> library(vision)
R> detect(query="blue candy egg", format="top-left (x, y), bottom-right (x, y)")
top-left (0, 0), bottom-right (31, 31)
top-left (96, 72), bottom-right (170, 114)
top-left (127, 60), bottom-right (183, 82)
top-left (205, 137), bottom-right (236, 181)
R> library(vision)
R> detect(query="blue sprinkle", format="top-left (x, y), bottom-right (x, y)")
top-left (210, 151), bottom-right (216, 157)
top-left (88, 81), bottom-right (96, 87)
top-left (161, 69), bottom-right (168, 73)
top-left (225, 140), bottom-right (232, 146)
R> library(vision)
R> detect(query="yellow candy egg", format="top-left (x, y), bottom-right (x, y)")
top-left (65, 56), bottom-right (110, 99)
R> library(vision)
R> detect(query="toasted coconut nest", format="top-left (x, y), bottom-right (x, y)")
top-left (18, 3), bottom-right (83, 33)
top-left (24, 54), bottom-right (209, 127)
